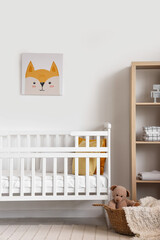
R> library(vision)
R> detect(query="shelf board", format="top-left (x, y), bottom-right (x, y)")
top-left (132, 61), bottom-right (160, 69)
top-left (136, 141), bottom-right (160, 144)
top-left (136, 102), bottom-right (160, 106)
top-left (136, 180), bottom-right (160, 183)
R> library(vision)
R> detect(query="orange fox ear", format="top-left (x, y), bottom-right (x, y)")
top-left (50, 61), bottom-right (59, 76)
top-left (26, 61), bottom-right (34, 77)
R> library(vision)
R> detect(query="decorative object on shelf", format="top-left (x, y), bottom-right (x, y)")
top-left (22, 53), bottom-right (63, 96)
top-left (137, 170), bottom-right (160, 181)
top-left (151, 84), bottom-right (160, 103)
top-left (143, 126), bottom-right (160, 141)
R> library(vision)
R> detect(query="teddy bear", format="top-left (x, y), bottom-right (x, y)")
top-left (108, 185), bottom-right (138, 209)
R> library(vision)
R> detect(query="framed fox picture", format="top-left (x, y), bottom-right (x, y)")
top-left (22, 53), bottom-right (63, 96)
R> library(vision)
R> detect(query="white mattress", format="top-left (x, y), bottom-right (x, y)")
top-left (1, 171), bottom-right (107, 194)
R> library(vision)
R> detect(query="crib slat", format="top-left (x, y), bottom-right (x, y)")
top-left (27, 134), bottom-right (31, 147)
top-left (75, 136), bottom-right (78, 148)
top-left (0, 136), bottom-right (3, 148)
top-left (64, 157), bottom-right (68, 196)
top-left (17, 135), bottom-right (21, 148)
top-left (32, 158), bottom-right (35, 196)
top-left (53, 157), bottom-right (57, 196)
top-left (86, 157), bottom-right (89, 196)
top-left (27, 135), bottom-right (30, 171)
top-left (42, 157), bottom-right (46, 196)
top-left (37, 134), bottom-right (40, 147)
top-left (96, 136), bottom-right (100, 148)
top-left (64, 134), bottom-right (68, 147)
top-left (86, 136), bottom-right (89, 148)
top-left (9, 158), bottom-right (13, 197)
top-left (107, 128), bottom-right (111, 199)
top-left (20, 158), bottom-right (24, 197)
top-left (75, 157), bottom-right (78, 196)
top-left (7, 135), bottom-right (11, 148)
top-left (96, 157), bottom-right (100, 196)
top-left (0, 159), bottom-right (2, 196)
top-left (56, 134), bottom-right (59, 147)
top-left (17, 135), bottom-right (21, 171)
top-left (46, 134), bottom-right (50, 147)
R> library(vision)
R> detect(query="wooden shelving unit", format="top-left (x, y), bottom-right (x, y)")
top-left (136, 180), bottom-right (160, 184)
top-left (136, 103), bottom-right (160, 106)
top-left (136, 141), bottom-right (160, 144)
top-left (131, 62), bottom-right (160, 200)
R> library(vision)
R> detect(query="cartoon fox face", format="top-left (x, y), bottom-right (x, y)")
top-left (25, 61), bottom-right (60, 95)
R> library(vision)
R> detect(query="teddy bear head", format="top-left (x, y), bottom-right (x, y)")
top-left (111, 185), bottom-right (130, 203)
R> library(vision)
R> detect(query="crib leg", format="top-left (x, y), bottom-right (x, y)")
top-left (104, 210), bottom-right (111, 229)
top-left (104, 200), bottom-right (111, 229)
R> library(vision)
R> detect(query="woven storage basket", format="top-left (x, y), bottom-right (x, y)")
top-left (93, 203), bottom-right (139, 236)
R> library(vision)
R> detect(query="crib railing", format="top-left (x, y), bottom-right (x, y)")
top-left (0, 132), bottom-right (108, 153)
top-left (0, 153), bottom-right (108, 201)
top-left (0, 122), bottom-right (111, 201)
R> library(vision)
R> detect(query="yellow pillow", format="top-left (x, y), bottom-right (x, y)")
top-left (72, 157), bottom-right (97, 176)
top-left (72, 138), bottom-right (106, 176)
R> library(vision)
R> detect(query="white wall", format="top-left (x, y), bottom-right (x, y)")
top-left (0, 0), bottom-right (160, 218)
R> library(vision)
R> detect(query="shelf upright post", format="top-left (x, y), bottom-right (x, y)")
top-left (131, 63), bottom-right (137, 200)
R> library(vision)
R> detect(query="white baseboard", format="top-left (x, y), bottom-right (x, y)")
top-left (0, 208), bottom-right (104, 219)
top-left (0, 217), bottom-right (106, 226)
top-left (0, 200), bottom-right (104, 219)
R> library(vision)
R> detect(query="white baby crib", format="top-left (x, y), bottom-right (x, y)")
top-left (0, 122), bottom-right (111, 202)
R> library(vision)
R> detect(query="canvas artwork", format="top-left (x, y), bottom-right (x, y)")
top-left (22, 53), bottom-right (63, 95)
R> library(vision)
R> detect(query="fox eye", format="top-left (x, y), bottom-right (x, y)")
top-left (48, 82), bottom-right (51, 84)
top-left (33, 82), bottom-right (36, 84)
top-left (116, 194), bottom-right (118, 196)
top-left (121, 196), bottom-right (123, 197)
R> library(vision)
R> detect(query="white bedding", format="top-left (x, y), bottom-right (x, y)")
top-left (1, 171), bottom-right (107, 194)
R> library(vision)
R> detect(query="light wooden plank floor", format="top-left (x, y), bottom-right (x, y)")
top-left (0, 224), bottom-right (133, 240)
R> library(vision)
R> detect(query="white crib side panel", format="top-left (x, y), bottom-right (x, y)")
top-left (0, 127), bottom-right (111, 201)
top-left (0, 154), bottom-right (109, 200)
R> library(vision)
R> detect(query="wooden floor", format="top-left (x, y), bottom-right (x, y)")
top-left (0, 219), bottom-right (132, 240)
